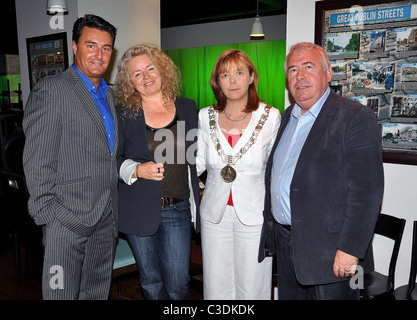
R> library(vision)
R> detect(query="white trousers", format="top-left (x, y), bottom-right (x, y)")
top-left (200, 205), bottom-right (272, 300)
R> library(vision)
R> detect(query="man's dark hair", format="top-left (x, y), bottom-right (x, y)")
top-left (72, 14), bottom-right (117, 46)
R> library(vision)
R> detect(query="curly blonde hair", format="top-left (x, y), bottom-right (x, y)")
top-left (115, 44), bottom-right (181, 117)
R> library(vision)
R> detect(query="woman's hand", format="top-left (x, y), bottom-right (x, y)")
top-left (135, 162), bottom-right (164, 181)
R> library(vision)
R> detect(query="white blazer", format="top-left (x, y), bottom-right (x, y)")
top-left (197, 103), bottom-right (281, 226)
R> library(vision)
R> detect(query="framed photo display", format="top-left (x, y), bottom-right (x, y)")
top-left (316, 0), bottom-right (417, 165)
top-left (26, 32), bottom-right (69, 90)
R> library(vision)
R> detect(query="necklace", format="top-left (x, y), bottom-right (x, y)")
top-left (208, 105), bottom-right (271, 183)
top-left (223, 109), bottom-right (248, 122)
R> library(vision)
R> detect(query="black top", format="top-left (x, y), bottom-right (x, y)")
top-left (146, 112), bottom-right (189, 200)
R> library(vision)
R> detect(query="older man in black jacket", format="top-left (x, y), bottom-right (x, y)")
top-left (259, 42), bottom-right (384, 300)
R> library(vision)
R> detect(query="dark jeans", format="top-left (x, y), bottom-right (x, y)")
top-left (274, 222), bottom-right (359, 300)
top-left (127, 199), bottom-right (192, 300)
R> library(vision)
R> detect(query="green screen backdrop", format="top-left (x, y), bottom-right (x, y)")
top-left (0, 74), bottom-right (21, 104)
top-left (165, 40), bottom-right (286, 113)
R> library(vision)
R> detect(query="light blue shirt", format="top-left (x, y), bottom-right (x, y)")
top-left (73, 64), bottom-right (115, 153)
top-left (271, 88), bottom-right (330, 225)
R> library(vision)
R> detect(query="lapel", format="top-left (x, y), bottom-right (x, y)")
top-left (234, 105), bottom-right (263, 151)
top-left (107, 89), bottom-right (118, 155)
top-left (175, 98), bottom-right (196, 154)
top-left (136, 108), bottom-right (155, 162)
top-left (213, 104), bottom-right (265, 154)
top-left (175, 98), bottom-right (189, 134)
top-left (212, 109), bottom-right (232, 153)
top-left (268, 104), bottom-right (293, 169)
top-left (65, 66), bottom-right (112, 149)
top-left (292, 91), bottom-right (339, 180)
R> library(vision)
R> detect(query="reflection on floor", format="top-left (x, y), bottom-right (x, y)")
top-left (0, 229), bottom-right (203, 300)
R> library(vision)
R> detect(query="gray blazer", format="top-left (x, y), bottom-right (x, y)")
top-left (23, 66), bottom-right (119, 237)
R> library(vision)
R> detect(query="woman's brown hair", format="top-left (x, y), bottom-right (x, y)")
top-left (210, 49), bottom-right (261, 113)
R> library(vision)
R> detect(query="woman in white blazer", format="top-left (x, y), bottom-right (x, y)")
top-left (197, 49), bottom-right (280, 299)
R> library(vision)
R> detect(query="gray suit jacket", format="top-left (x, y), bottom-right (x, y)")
top-left (23, 66), bottom-right (119, 237)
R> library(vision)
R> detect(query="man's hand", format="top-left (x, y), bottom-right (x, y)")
top-left (333, 249), bottom-right (359, 278)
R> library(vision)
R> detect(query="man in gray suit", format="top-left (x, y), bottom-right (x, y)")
top-left (23, 14), bottom-right (118, 299)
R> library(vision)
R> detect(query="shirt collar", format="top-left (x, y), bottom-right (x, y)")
top-left (292, 87), bottom-right (331, 119)
top-left (72, 64), bottom-right (108, 95)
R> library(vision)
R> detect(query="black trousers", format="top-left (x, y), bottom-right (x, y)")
top-left (274, 222), bottom-right (359, 300)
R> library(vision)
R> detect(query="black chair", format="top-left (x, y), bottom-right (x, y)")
top-left (393, 221), bottom-right (417, 300)
top-left (361, 213), bottom-right (406, 299)
top-left (1, 130), bottom-right (24, 174)
top-left (0, 171), bottom-right (43, 293)
top-left (0, 111), bottom-right (23, 171)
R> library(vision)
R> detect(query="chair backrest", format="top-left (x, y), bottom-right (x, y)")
top-left (407, 221), bottom-right (417, 298)
top-left (374, 213), bottom-right (406, 288)
top-left (0, 171), bottom-right (42, 252)
top-left (0, 171), bottom-right (28, 212)
top-left (1, 132), bottom-right (25, 174)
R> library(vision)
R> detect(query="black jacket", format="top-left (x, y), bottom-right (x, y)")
top-left (116, 97), bottom-right (200, 235)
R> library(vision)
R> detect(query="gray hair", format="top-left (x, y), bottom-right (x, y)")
top-left (283, 42), bottom-right (330, 78)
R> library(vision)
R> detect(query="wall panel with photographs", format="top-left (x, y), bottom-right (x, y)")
top-left (26, 32), bottom-right (69, 90)
top-left (316, 0), bottom-right (417, 165)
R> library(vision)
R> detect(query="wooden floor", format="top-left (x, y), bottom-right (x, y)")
top-left (0, 230), bottom-right (203, 300)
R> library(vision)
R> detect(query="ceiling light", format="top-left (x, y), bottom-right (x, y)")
top-left (250, 0), bottom-right (265, 40)
top-left (47, 0), bottom-right (68, 15)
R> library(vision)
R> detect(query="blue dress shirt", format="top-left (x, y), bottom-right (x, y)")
top-left (271, 88), bottom-right (331, 225)
top-left (73, 64), bottom-right (115, 153)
